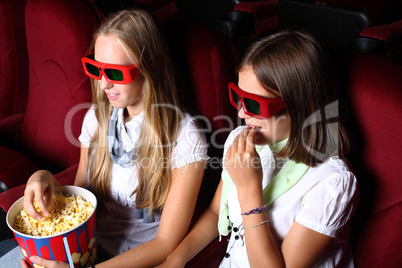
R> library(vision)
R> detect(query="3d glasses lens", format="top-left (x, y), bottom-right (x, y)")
top-left (244, 98), bottom-right (261, 115)
top-left (85, 63), bottom-right (100, 77)
top-left (230, 89), bottom-right (240, 107)
top-left (105, 69), bottom-right (124, 81)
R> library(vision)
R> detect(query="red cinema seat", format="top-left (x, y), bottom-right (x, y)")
top-left (161, 17), bottom-right (239, 267)
top-left (0, 0), bottom-right (29, 140)
top-left (360, 20), bottom-right (402, 61)
top-left (347, 52), bottom-right (402, 268)
top-left (233, 0), bottom-right (279, 39)
top-left (134, 0), bottom-right (178, 21)
top-left (0, 0), bottom-right (102, 190)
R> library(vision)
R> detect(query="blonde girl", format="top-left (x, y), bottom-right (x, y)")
top-left (20, 8), bottom-right (208, 268)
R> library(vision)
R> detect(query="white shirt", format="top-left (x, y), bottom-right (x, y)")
top-left (220, 126), bottom-right (359, 268)
top-left (79, 106), bottom-right (208, 256)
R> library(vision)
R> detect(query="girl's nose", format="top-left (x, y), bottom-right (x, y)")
top-left (99, 75), bottom-right (113, 90)
top-left (238, 104), bottom-right (248, 119)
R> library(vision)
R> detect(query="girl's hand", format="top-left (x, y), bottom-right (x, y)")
top-left (24, 170), bottom-right (55, 221)
top-left (21, 256), bottom-right (69, 268)
top-left (225, 126), bottom-right (263, 192)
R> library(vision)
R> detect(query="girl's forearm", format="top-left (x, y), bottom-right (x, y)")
top-left (95, 237), bottom-right (175, 268)
top-left (237, 186), bottom-right (285, 268)
top-left (166, 206), bottom-right (220, 265)
top-left (95, 207), bottom-right (219, 268)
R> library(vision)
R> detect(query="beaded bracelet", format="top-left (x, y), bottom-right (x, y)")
top-left (244, 219), bottom-right (269, 228)
top-left (241, 204), bottom-right (267, 215)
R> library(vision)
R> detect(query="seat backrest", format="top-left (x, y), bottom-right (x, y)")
top-left (162, 16), bottom-right (239, 207)
top-left (161, 17), bottom-right (238, 267)
top-left (162, 16), bottom-right (239, 145)
top-left (278, 0), bottom-right (375, 49)
top-left (0, 0), bottom-right (29, 120)
top-left (134, 0), bottom-right (177, 20)
top-left (347, 52), bottom-right (402, 267)
top-left (20, 0), bottom-right (102, 171)
top-left (324, 0), bottom-right (397, 25)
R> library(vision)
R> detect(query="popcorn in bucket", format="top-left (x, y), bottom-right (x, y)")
top-left (6, 185), bottom-right (97, 268)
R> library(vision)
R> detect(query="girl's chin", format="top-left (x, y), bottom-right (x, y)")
top-left (255, 133), bottom-right (281, 146)
top-left (254, 133), bottom-right (268, 146)
top-left (109, 102), bottom-right (125, 109)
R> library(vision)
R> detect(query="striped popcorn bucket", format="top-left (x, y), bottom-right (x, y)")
top-left (6, 185), bottom-right (97, 268)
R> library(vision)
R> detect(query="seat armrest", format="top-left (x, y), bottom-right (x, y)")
top-left (360, 20), bottom-right (402, 43)
top-left (54, 164), bottom-right (79, 185)
top-left (0, 163), bottom-right (79, 212)
top-left (0, 184), bottom-right (25, 212)
top-left (360, 20), bottom-right (402, 59)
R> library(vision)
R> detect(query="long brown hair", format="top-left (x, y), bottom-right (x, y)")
top-left (87, 8), bottom-right (181, 211)
top-left (240, 29), bottom-right (351, 167)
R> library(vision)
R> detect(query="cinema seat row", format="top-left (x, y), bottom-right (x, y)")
top-left (0, 0), bottom-right (401, 267)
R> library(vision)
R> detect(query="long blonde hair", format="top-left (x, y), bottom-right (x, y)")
top-left (88, 8), bottom-right (181, 211)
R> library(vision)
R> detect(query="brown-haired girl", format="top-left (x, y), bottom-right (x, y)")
top-left (159, 29), bottom-right (358, 267)
top-left (17, 8), bottom-right (208, 268)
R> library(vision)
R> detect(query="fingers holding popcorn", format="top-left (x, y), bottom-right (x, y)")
top-left (24, 170), bottom-right (55, 220)
top-left (15, 193), bottom-right (94, 236)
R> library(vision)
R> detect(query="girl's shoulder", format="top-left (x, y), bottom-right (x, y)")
top-left (310, 157), bottom-right (354, 179)
top-left (84, 105), bottom-right (97, 120)
top-left (172, 113), bottom-right (209, 168)
top-left (175, 112), bottom-right (207, 145)
top-left (177, 113), bottom-right (204, 134)
top-left (79, 105), bottom-right (99, 146)
top-left (295, 157), bottom-right (359, 236)
top-left (303, 157), bottom-right (358, 200)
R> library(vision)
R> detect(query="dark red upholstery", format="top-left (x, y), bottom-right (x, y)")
top-left (325, 0), bottom-right (398, 25)
top-left (234, 0), bottom-right (279, 39)
top-left (278, 0), bottom-right (402, 53)
top-left (0, 164), bottom-right (78, 212)
top-left (0, 0), bottom-right (101, 189)
top-left (0, 0), bottom-right (29, 138)
top-left (360, 20), bottom-right (402, 61)
top-left (347, 52), bottom-right (402, 267)
top-left (20, 0), bottom-right (102, 169)
top-left (163, 16), bottom-right (238, 213)
top-left (162, 17), bottom-right (238, 147)
top-left (134, 0), bottom-right (177, 21)
top-left (361, 20), bottom-right (402, 43)
top-left (161, 17), bottom-right (238, 267)
top-left (175, 0), bottom-right (279, 41)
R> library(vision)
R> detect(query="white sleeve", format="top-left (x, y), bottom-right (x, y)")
top-left (171, 114), bottom-right (209, 169)
top-left (295, 166), bottom-right (358, 238)
top-left (78, 105), bottom-right (98, 147)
